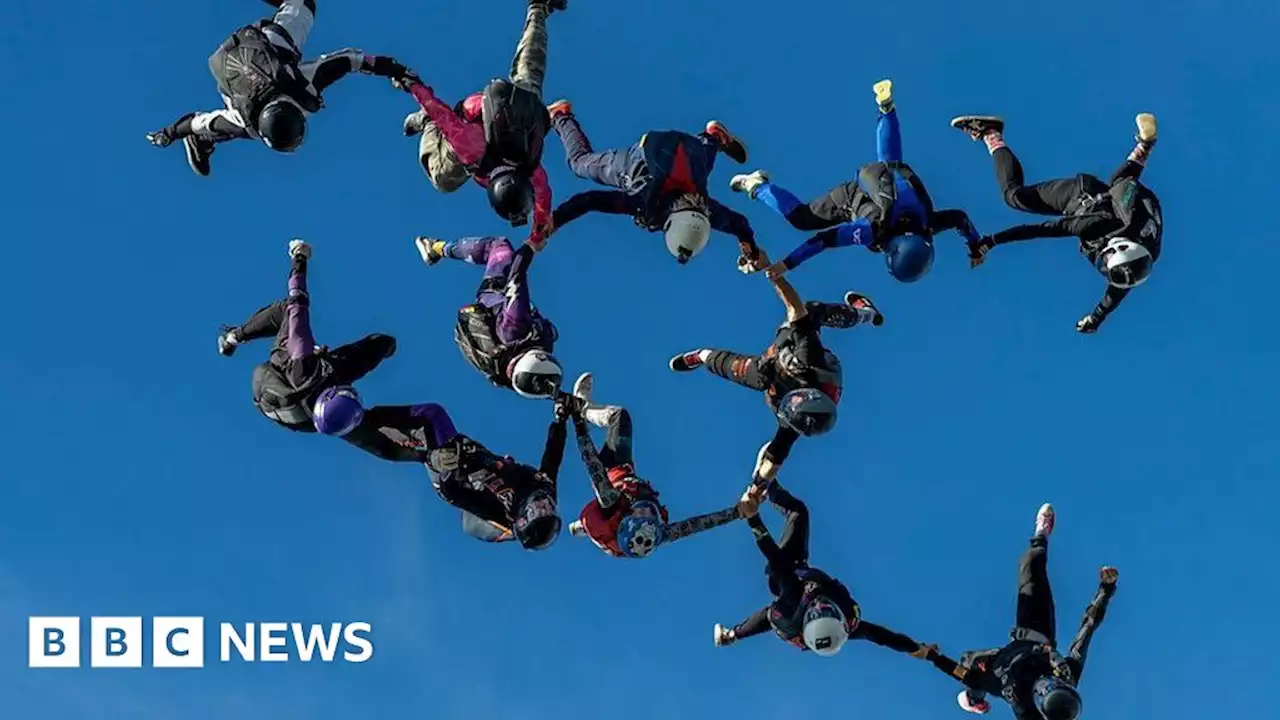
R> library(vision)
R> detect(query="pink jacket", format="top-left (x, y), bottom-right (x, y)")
top-left (409, 85), bottom-right (552, 241)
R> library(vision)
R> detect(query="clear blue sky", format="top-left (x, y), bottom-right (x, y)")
top-left (1, 0), bottom-right (1276, 717)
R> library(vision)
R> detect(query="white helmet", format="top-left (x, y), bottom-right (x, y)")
top-left (664, 209), bottom-right (711, 263)
top-left (1095, 237), bottom-right (1153, 289)
top-left (508, 350), bottom-right (563, 399)
top-left (802, 600), bottom-right (849, 656)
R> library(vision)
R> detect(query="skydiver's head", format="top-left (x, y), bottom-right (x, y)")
top-left (514, 487), bottom-right (561, 550)
top-left (664, 193), bottom-right (711, 264)
top-left (776, 388), bottom-right (838, 437)
top-left (1033, 676), bottom-right (1083, 720)
top-left (487, 166), bottom-right (534, 226)
top-left (312, 385), bottom-right (364, 436)
top-left (507, 350), bottom-right (563, 399)
top-left (1095, 237), bottom-right (1153, 288)
top-left (802, 597), bottom-right (856, 656)
top-left (883, 233), bottom-right (935, 282)
top-left (258, 98), bottom-right (307, 153)
top-left (616, 498), bottom-right (666, 558)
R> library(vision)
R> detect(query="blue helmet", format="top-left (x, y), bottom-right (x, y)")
top-left (617, 500), bottom-right (666, 558)
top-left (1033, 676), bottom-right (1082, 720)
top-left (776, 388), bottom-right (838, 437)
top-left (312, 386), bottom-right (364, 436)
top-left (884, 233), bottom-right (935, 283)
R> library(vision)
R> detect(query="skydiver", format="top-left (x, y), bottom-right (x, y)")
top-left (414, 396), bottom-right (571, 551)
top-left (713, 482), bottom-right (942, 661)
top-left (667, 248), bottom-right (883, 487)
top-left (563, 373), bottom-right (747, 558)
top-left (216, 239), bottom-right (432, 462)
top-left (145, 0), bottom-right (410, 176)
top-left (543, 100), bottom-right (762, 266)
top-left (924, 504), bottom-right (1118, 720)
top-left (730, 79), bottom-right (981, 283)
top-left (414, 235), bottom-right (563, 400)
top-left (394, 0), bottom-right (568, 246)
top-left (949, 113), bottom-right (1162, 334)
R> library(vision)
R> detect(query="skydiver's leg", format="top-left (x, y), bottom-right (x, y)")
top-left (595, 407), bottom-right (634, 469)
top-left (509, 0), bottom-right (564, 98)
top-left (550, 113), bottom-right (633, 189)
top-left (1065, 568), bottom-right (1118, 682)
top-left (494, 244), bottom-right (538, 345)
top-left (229, 301), bottom-right (287, 345)
top-left (876, 109), bottom-right (903, 163)
top-left (703, 350), bottom-right (773, 391)
top-left (323, 333), bottom-right (398, 385)
top-left (439, 236), bottom-right (515, 270)
top-left (728, 607), bottom-right (773, 641)
top-left (755, 178), bottom-right (862, 231)
top-left (416, 122), bottom-right (470, 193)
top-left (991, 147), bottom-right (1086, 216)
top-left (804, 300), bottom-right (872, 329)
top-left (1015, 535), bottom-right (1058, 642)
top-left (768, 483), bottom-right (810, 565)
top-left (260, 0), bottom-right (317, 52)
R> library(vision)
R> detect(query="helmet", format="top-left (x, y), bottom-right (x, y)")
top-left (776, 388), bottom-right (838, 437)
top-left (258, 99), bottom-right (307, 152)
top-left (663, 209), bottom-right (711, 263)
top-left (616, 499), bottom-right (667, 558)
top-left (801, 598), bottom-right (849, 656)
top-left (883, 233), bottom-right (935, 282)
top-left (514, 487), bottom-right (561, 550)
top-left (508, 350), bottom-right (563, 399)
top-left (486, 167), bottom-right (534, 226)
top-left (1095, 237), bottom-right (1153, 288)
top-left (1033, 676), bottom-right (1082, 720)
top-left (312, 386), bottom-right (364, 436)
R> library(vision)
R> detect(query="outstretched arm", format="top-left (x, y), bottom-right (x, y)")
top-left (778, 218), bottom-right (876, 272)
top-left (927, 651), bottom-right (999, 693)
top-left (301, 50), bottom-right (407, 93)
top-left (854, 621), bottom-right (929, 655)
top-left (550, 190), bottom-right (635, 230)
top-left (529, 165), bottom-right (554, 240)
top-left (707, 199), bottom-right (760, 260)
top-left (766, 265), bottom-right (809, 325)
top-left (929, 209), bottom-right (982, 244)
top-left (571, 415), bottom-right (622, 509)
top-left (1082, 284), bottom-right (1131, 331)
top-left (538, 412), bottom-right (570, 482)
top-left (989, 218), bottom-right (1077, 245)
top-left (663, 506), bottom-right (742, 544)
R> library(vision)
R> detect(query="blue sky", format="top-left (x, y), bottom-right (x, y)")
top-left (1, 0), bottom-right (1277, 717)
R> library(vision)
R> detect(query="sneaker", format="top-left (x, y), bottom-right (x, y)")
top-left (1099, 566), bottom-right (1119, 586)
top-left (414, 237), bottom-right (445, 265)
top-left (873, 79), bottom-right (894, 113)
top-left (844, 292), bottom-right (884, 326)
top-left (572, 372), bottom-right (594, 407)
top-left (729, 169), bottom-right (770, 198)
top-left (403, 110), bottom-right (427, 137)
top-left (1135, 113), bottom-right (1157, 144)
top-left (958, 691), bottom-right (991, 715)
top-left (217, 327), bottom-right (239, 357)
top-left (1035, 503), bottom-right (1056, 538)
top-left (705, 121), bottom-right (748, 164)
top-left (713, 623), bottom-right (736, 647)
top-left (183, 135), bottom-right (213, 177)
top-left (950, 115), bottom-right (1005, 140)
top-left (668, 350), bottom-right (706, 372)
top-left (541, 0), bottom-right (567, 11)
top-left (547, 99), bottom-right (573, 120)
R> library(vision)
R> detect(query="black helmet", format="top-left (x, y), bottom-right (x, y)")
top-left (776, 388), bottom-right (838, 437)
top-left (514, 487), bottom-right (560, 550)
top-left (487, 167), bottom-right (534, 226)
top-left (259, 99), bottom-right (307, 152)
top-left (1033, 676), bottom-right (1082, 720)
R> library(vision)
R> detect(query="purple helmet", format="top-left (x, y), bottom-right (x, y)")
top-left (313, 386), bottom-right (364, 436)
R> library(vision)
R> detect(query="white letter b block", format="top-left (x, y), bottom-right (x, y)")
top-left (28, 617), bottom-right (80, 668)
top-left (91, 617), bottom-right (142, 668)
top-left (153, 617), bottom-right (204, 668)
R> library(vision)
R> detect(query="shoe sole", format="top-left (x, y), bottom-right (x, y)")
top-left (1135, 113), bottom-right (1157, 142)
top-left (873, 80), bottom-right (892, 107)
top-left (183, 138), bottom-right (210, 176)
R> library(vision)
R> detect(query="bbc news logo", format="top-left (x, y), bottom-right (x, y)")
top-left (28, 617), bottom-right (373, 668)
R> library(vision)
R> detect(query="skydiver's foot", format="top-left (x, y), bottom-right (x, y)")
top-left (1135, 113), bottom-right (1157, 145)
top-left (873, 79), bottom-right (894, 113)
top-left (568, 519), bottom-right (586, 536)
top-left (415, 237), bottom-right (446, 265)
top-left (705, 121), bottom-right (748, 164)
top-left (950, 115), bottom-right (1005, 140)
top-left (729, 169), bottom-right (769, 198)
top-left (183, 136), bottom-right (213, 177)
top-left (403, 110), bottom-right (427, 137)
top-left (967, 236), bottom-right (994, 268)
top-left (958, 691), bottom-right (992, 715)
top-left (572, 372), bottom-right (594, 407)
top-left (1034, 503), bottom-right (1055, 539)
top-left (547, 99), bottom-right (573, 121)
top-left (533, 0), bottom-right (567, 12)
top-left (668, 350), bottom-right (708, 372)
top-left (217, 327), bottom-right (239, 357)
top-left (1099, 566), bottom-right (1119, 586)
top-left (844, 291), bottom-right (884, 326)
top-left (713, 623), bottom-right (737, 647)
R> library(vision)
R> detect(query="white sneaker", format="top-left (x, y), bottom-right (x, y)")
top-left (729, 170), bottom-right (770, 197)
top-left (713, 623), bottom-right (734, 647)
top-left (288, 239), bottom-right (312, 260)
top-left (572, 372), bottom-right (594, 407)
top-left (1135, 113), bottom-right (1157, 144)
top-left (1035, 503), bottom-right (1056, 538)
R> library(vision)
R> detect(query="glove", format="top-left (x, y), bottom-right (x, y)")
top-left (391, 72), bottom-right (425, 92)
top-left (146, 129), bottom-right (175, 148)
top-left (968, 236), bottom-right (993, 268)
top-left (428, 446), bottom-right (460, 472)
top-left (911, 643), bottom-right (939, 660)
top-left (288, 239), bottom-right (312, 260)
top-left (1076, 313), bottom-right (1101, 334)
top-left (552, 393), bottom-right (579, 422)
